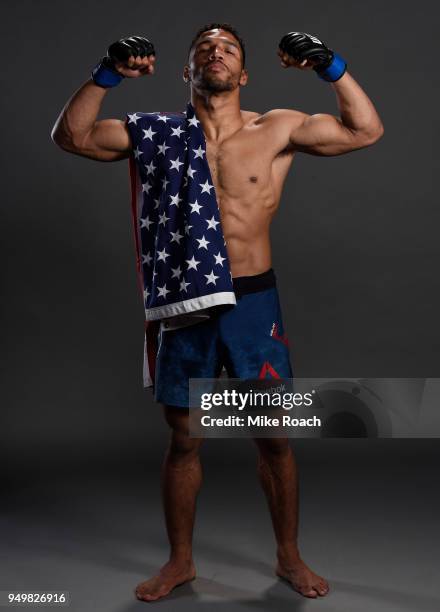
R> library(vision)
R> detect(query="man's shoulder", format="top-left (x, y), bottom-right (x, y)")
top-left (254, 108), bottom-right (307, 126)
top-left (241, 109), bottom-right (262, 120)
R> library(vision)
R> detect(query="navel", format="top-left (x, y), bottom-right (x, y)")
top-left (249, 176), bottom-right (258, 183)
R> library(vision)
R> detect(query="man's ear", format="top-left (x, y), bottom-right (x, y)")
top-left (183, 65), bottom-right (191, 83)
top-left (239, 68), bottom-right (249, 86)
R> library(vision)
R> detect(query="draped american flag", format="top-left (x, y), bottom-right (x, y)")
top-left (127, 102), bottom-right (236, 320)
top-left (126, 101), bottom-right (236, 324)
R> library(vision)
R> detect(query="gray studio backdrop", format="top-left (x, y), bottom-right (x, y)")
top-left (2, 1), bottom-right (439, 472)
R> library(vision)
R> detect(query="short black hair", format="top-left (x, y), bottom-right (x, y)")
top-left (187, 22), bottom-right (246, 68)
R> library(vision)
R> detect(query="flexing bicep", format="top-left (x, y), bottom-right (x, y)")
top-left (290, 112), bottom-right (364, 156)
top-left (72, 119), bottom-right (132, 162)
top-left (260, 109), bottom-right (372, 157)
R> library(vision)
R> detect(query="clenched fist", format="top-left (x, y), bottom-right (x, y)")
top-left (107, 36), bottom-right (156, 78)
top-left (277, 31), bottom-right (347, 82)
top-left (92, 35), bottom-right (156, 88)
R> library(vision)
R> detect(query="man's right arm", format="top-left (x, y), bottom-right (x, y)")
top-left (51, 79), bottom-right (131, 161)
top-left (51, 37), bottom-right (156, 162)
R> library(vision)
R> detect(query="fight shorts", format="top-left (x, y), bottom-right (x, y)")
top-left (153, 268), bottom-right (293, 407)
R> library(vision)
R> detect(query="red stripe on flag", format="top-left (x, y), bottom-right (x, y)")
top-left (128, 155), bottom-right (145, 300)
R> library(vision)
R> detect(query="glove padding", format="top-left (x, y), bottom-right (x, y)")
top-left (278, 31), bottom-right (346, 82)
top-left (107, 35), bottom-right (155, 65)
top-left (92, 35), bottom-right (155, 88)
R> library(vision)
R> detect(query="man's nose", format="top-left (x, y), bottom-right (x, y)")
top-left (208, 46), bottom-right (224, 61)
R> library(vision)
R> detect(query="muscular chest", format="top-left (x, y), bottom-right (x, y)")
top-left (205, 137), bottom-right (268, 196)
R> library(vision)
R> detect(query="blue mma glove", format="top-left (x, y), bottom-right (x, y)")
top-left (278, 31), bottom-right (347, 82)
top-left (92, 35), bottom-right (155, 88)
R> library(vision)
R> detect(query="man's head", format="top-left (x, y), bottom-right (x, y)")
top-left (183, 23), bottom-right (248, 93)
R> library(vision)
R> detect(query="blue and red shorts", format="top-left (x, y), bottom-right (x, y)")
top-left (153, 268), bottom-right (293, 407)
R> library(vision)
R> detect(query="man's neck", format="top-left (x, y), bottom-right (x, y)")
top-left (190, 90), bottom-right (243, 142)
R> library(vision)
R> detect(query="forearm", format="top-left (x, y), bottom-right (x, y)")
top-left (51, 79), bottom-right (108, 149)
top-left (331, 71), bottom-right (384, 138)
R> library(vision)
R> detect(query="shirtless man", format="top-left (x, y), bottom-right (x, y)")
top-left (51, 23), bottom-right (383, 601)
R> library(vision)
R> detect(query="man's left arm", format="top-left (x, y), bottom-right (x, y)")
top-left (291, 71), bottom-right (384, 155)
top-left (263, 32), bottom-right (384, 156)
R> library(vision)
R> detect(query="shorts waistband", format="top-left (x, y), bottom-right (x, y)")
top-left (232, 268), bottom-right (276, 299)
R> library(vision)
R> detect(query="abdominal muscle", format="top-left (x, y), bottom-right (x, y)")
top-left (205, 114), bottom-right (295, 278)
top-left (220, 195), bottom-right (275, 277)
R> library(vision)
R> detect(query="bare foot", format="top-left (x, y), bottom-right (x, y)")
top-left (135, 560), bottom-right (196, 602)
top-left (276, 557), bottom-right (329, 598)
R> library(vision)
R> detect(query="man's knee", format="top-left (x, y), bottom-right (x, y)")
top-left (163, 404), bottom-right (203, 459)
top-left (254, 436), bottom-right (291, 459)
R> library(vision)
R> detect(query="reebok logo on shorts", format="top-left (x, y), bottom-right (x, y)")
top-left (270, 322), bottom-right (289, 346)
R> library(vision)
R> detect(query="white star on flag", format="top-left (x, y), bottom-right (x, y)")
top-left (187, 165), bottom-right (197, 179)
top-left (184, 222), bottom-right (193, 235)
top-left (188, 116), bottom-right (200, 127)
top-left (169, 193), bottom-right (183, 207)
top-left (171, 125), bottom-right (185, 137)
top-left (189, 200), bottom-right (203, 214)
top-left (142, 181), bottom-right (152, 194)
top-left (186, 256), bottom-right (201, 271)
top-left (153, 198), bottom-right (160, 209)
top-left (162, 176), bottom-right (170, 190)
top-left (170, 230), bottom-right (184, 244)
top-left (143, 126), bottom-right (157, 141)
top-left (145, 160), bottom-right (156, 175)
top-left (196, 235), bottom-right (210, 250)
top-left (205, 270), bottom-right (219, 285)
top-left (157, 247), bottom-right (170, 262)
top-left (192, 145), bottom-right (205, 159)
top-left (133, 146), bottom-right (142, 159)
top-left (206, 216), bottom-right (220, 230)
top-left (170, 157), bottom-right (184, 172)
top-left (157, 141), bottom-right (170, 155)
top-left (200, 179), bottom-right (214, 194)
top-left (143, 286), bottom-right (150, 300)
top-left (180, 278), bottom-right (191, 292)
top-left (142, 252), bottom-right (152, 265)
top-left (214, 252), bottom-right (226, 266)
top-left (157, 284), bottom-right (171, 298)
top-left (171, 266), bottom-right (182, 278)
top-left (158, 212), bottom-right (170, 226)
top-left (128, 113), bottom-right (140, 124)
top-left (140, 216), bottom-right (154, 230)
top-left (157, 114), bottom-right (170, 123)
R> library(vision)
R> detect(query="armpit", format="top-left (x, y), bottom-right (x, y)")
top-left (277, 142), bottom-right (296, 156)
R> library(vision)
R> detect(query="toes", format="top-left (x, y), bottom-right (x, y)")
top-left (135, 586), bottom-right (162, 602)
top-left (293, 583), bottom-right (318, 598)
top-left (316, 581), bottom-right (330, 596)
top-left (298, 580), bottom-right (330, 598)
top-left (136, 590), bottom-right (164, 602)
top-left (301, 588), bottom-right (318, 598)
